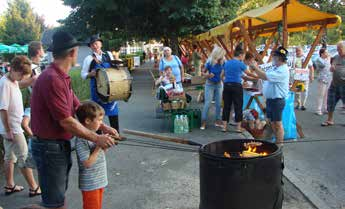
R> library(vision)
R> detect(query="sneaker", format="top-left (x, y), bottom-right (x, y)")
top-left (295, 105), bottom-right (300, 110)
top-left (301, 106), bottom-right (306, 111)
top-left (200, 122), bottom-right (206, 130)
top-left (315, 112), bottom-right (323, 116)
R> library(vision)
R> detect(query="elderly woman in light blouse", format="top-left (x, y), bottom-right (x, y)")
top-left (158, 47), bottom-right (185, 89)
top-left (314, 48), bottom-right (332, 115)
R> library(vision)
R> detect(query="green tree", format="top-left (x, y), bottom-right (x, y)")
top-left (0, 0), bottom-right (43, 45)
top-left (0, 16), bottom-right (5, 42)
top-left (61, 0), bottom-right (244, 54)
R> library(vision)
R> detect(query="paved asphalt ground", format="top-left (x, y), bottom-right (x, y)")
top-left (284, 79), bottom-right (345, 209)
top-left (1, 62), bottom-right (343, 209)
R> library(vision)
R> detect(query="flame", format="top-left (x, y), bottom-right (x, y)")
top-left (241, 145), bottom-right (268, 157)
top-left (224, 152), bottom-right (231, 158)
top-left (223, 143), bottom-right (268, 158)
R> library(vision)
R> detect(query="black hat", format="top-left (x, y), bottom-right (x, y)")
top-left (273, 46), bottom-right (288, 61)
top-left (88, 35), bottom-right (103, 47)
top-left (47, 31), bottom-right (81, 53)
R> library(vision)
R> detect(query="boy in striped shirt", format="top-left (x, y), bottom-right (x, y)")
top-left (75, 101), bottom-right (109, 209)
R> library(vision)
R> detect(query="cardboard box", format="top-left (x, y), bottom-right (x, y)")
top-left (169, 92), bottom-right (186, 101)
top-left (162, 102), bottom-right (171, 111)
top-left (191, 76), bottom-right (206, 85)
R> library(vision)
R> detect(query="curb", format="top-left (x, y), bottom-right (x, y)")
top-left (243, 130), bottom-right (329, 209)
top-left (283, 168), bottom-right (330, 209)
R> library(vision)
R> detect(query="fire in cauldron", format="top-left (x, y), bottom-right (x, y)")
top-left (199, 139), bottom-right (284, 209)
top-left (122, 130), bottom-right (284, 209)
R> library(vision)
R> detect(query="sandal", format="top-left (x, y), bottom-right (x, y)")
top-left (29, 186), bottom-right (41, 197)
top-left (214, 123), bottom-right (223, 128)
top-left (235, 129), bottom-right (245, 133)
top-left (4, 184), bottom-right (24, 196)
top-left (321, 121), bottom-right (334, 126)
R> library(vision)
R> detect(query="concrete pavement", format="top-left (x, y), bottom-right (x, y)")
top-left (284, 80), bottom-right (345, 209)
top-left (0, 63), bottom-right (315, 209)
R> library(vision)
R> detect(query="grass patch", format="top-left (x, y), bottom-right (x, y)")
top-left (69, 67), bottom-right (90, 101)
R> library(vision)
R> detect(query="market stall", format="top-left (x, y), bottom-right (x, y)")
top-left (179, 0), bottom-right (341, 140)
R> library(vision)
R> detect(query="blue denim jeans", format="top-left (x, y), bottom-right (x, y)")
top-left (31, 138), bottom-right (72, 208)
top-left (202, 80), bottom-right (223, 121)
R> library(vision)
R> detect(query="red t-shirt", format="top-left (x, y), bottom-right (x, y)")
top-left (31, 63), bottom-right (80, 140)
top-left (181, 56), bottom-right (189, 65)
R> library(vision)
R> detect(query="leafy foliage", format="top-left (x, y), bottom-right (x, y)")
top-left (0, 0), bottom-right (44, 45)
top-left (61, 0), bottom-right (244, 53)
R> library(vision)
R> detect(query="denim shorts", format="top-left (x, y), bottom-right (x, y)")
top-left (266, 98), bottom-right (286, 122)
top-left (31, 138), bottom-right (72, 208)
top-left (327, 84), bottom-right (345, 112)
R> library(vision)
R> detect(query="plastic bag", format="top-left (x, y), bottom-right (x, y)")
top-left (242, 91), bottom-right (265, 120)
top-left (282, 92), bottom-right (297, 140)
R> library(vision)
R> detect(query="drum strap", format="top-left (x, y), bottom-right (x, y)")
top-left (92, 54), bottom-right (102, 65)
top-left (90, 52), bottom-right (112, 72)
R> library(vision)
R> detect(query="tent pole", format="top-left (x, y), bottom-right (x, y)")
top-left (229, 27), bottom-right (234, 57)
top-left (238, 20), bottom-right (263, 64)
top-left (218, 36), bottom-right (232, 59)
top-left (262, 32), bottom-right (276, 59)
top-left (178, 42), bottom-right (187, 56)
top-left (268, 36), bottom-right (280, 63)
top-left (302, 24), bottom-right (326, 69)
top-left (215, 36), bottom-right (231, 59)
top-left (203, 40), bottom-right (213, 54)
top-left (282, 0), bottom-right (289, 48)
top-left (196, 41), bottom-right (208, 58)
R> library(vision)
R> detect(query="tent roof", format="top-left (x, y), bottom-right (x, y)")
top-left (10, 43), bottom-right (21, 47)
top-left (0, 43), bottom-right (28, 54)
top-left (195, 0), bottom-right (341, 41)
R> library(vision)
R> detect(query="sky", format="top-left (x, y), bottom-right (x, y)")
top-left (0, 0), bottom-right (72, 27)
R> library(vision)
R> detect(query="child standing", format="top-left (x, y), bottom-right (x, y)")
top-left (0, 56), bottom-right (41, 197)
top-left (155, 66), bottom-right (177, 91)
top-left (75, 101), bottom-right (110, 209)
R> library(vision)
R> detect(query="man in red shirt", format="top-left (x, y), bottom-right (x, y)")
top-left (29, 31), bottom-right (118, 209)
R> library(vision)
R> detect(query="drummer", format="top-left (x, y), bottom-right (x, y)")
top-left (81, 35), bottom-right (120, 133)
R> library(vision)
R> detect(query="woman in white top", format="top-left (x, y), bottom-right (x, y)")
top-left (314, 48), bottom-right (332, 115)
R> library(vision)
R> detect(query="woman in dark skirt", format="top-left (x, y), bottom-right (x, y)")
top-left (221, 46), bottom-right (251, 132)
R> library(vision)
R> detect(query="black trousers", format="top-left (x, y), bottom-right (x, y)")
top-left (222, 83), bottom-right (243, 123)
top-left (108, 115), bottom-right (119, 133)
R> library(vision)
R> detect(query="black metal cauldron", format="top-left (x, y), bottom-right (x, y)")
top-left (199, 139), bottom-right (284, 209)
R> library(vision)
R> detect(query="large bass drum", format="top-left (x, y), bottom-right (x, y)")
top-left (96, 67), bottom-right (132, 102)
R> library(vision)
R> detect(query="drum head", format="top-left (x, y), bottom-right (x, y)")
top-left (96, 69), bottom-right (109, 97)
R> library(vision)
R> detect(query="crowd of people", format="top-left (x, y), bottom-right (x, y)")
top-left (185, 41), bottom-right (345, 143)
top-left (0, 28), bottom-right (345, 209)
top-left (0, 31), bottom-right (119, 209)
top-left (195, 44), bottom-right (289, 144)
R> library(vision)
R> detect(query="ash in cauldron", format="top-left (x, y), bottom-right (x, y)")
top-left (199, 139), bottom-right (284, 209)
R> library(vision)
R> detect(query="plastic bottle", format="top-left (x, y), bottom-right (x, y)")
top-left (180, 115), bottom-right (185, 134)
top-left (183, 115), bottom-right (189, 133)
top-left (174, 115), bottom-right (179, 133)
top-left (178, 115), bottom-right (184, 134)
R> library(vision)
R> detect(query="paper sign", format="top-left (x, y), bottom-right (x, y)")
top-left (133, 56), bottom-right (140, 67)
top-left (293, 68), bottom-right (309, 81)
top-left (259, 62), bottom-right (273, 72)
